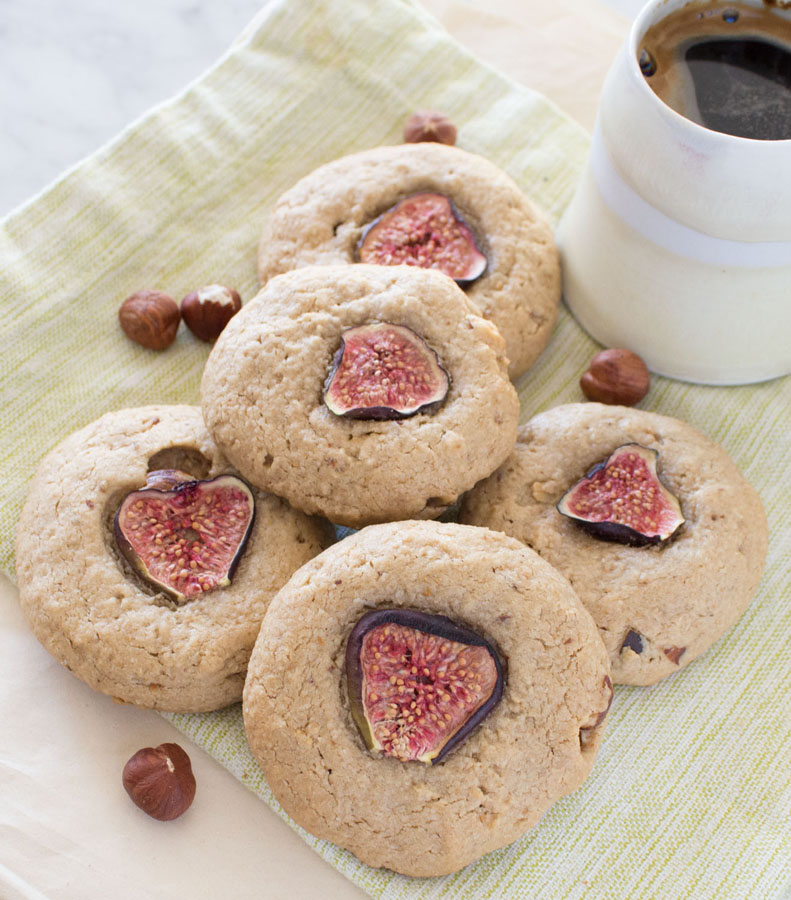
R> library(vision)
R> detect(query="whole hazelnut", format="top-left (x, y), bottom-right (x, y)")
top-left (122, 742), bottom-right (196, 821)
top-left (403, 110), bottom-right (457, 146)
top-left (119, 290), bottom-right (180, 350)
top-left (580, 348), bottom-right (651, 406)
top-left (180, 284), bottom-right (242, 342)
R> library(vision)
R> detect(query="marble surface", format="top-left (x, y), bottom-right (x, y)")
top-left (0, 0), bottom-right (644, 218)
top-left (0, 0), bottom-right (265, 216)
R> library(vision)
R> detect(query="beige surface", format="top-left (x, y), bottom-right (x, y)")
top-left (0, 2), bottom-right (627, 898)
top-left (422, 0), bottom-right (627, 130)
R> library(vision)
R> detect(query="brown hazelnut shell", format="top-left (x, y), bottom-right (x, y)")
top-left (119, 290), bottom-right (180, 351)
top-left (403, 110), bottom-right (457, 145)
top-left (122, 742), bottom-right (196, 821)
top-left (180, 284), bottom-right (242, 342)
top-left (580, 348), bottom-right (650, 406)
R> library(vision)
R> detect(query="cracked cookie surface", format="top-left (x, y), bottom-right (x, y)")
top-left (257, 143), bottom-right (560, 379)
top-left (243, 521), bottom-right (612, 877)
top-left (15, 405), bottom-right (332, 712)
top-left (460, 403), bottom-right (768, 685)
top-left (201, 265), bottom-right (519, 527)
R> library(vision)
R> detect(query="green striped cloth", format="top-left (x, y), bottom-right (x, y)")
top-left (2, 0), bottom-right (789, 896)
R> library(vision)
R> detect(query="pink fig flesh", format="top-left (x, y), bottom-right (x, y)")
top-left (115, 474), bottom-right (255, 601)
top-left (358, 193), bottom-right (486, 283)
top-left (346, 609), bottom-right (503, 764)
top-left (557, 444), bottom-right (684, 546)
top-left (323, 322), bottom-right (449, 419)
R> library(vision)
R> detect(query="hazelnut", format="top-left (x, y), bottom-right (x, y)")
top-left (580, 348), bottom-right (650, 406)
top-left (403, 110), bottom-right (457, 146)
top-left (122, 742), bottom-right (196, 821)
top-left (180, 284), bottom-right (242, 341)
top-left (119, 290), bottom-right (180, 350)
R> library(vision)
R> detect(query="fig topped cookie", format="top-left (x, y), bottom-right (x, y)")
top-left (15, 405), bottom-right (332, 712)
top-left (257, 143), bottom-right (561, 379)
top-left (460, 403), bottom-right (769, 685)
top-left (200, 264), bottom-right (520, 527)
top-left (243, 521), bottom-right (612, 877)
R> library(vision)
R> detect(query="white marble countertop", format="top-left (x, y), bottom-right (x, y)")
top-left (0, 0), bottom-right (265, 217)
top-left (0, 1), bottom-right (643, 899)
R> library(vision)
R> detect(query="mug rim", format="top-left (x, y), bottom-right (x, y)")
top-left (627, 0), bottom-right (791, 145)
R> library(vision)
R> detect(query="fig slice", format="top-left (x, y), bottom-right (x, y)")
top-left (557, 444), bottom-right (685, 546)
top-left (345, 608), bottom-right (504, 764)
top-left (115, 473), bottom-right (255, 602)
top-left (358, 192), bottom-right (487, 284)
top-left (323, 322), bottom-right (450, 420)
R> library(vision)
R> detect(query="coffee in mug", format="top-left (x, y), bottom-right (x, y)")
top-left (638, 2), bottom-right (791, 140)
top-left (556, 0), bottom-right (791, 384)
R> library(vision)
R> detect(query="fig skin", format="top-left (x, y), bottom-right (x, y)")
top-left (114, 473), bottom-right (256, 602)
top-left (323, 322), bottom-right (450, 420)
top-left (557, 444), bottom-right (685, 546)
top-left (345, 608), bottom-right (504, 764)
top-left (357, 192), bottom-right (487, 284)
top-left (143, 468), bottom-right (194, 491)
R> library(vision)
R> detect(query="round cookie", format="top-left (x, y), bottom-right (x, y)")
top-left (200, 264), bottom-right (520, 527)
top-left (15, 405), bottom-right (332, 712)
top-left (257, 143), bottom-right (560, 380)
top-left (243, 521), bottom-right (612, 877)
top-left (460, 403), bottom-right (768, 686)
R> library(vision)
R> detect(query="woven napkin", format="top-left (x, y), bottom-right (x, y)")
top-left (1, 0), bottom-right (789, 896)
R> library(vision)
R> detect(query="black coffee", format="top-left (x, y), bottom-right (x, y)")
top-left (685, 37), bottom-right (791, 139)
top-left (639, 3), bottom-right (791, 140)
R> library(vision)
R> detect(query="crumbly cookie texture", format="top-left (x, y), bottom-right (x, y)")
top-left (15, 405), bottom-right (332, 712)
top-left (243, 521), bottom-right (612, 877)
top-left (460, 403), bottom-right (768, 686)
top-left (201, 265), bottom-right (520, 527)
top-left (257, 143), bottom-right (560, 380)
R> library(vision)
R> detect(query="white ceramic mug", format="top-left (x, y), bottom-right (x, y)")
top-left (557, 0), bottom-right (791, 385)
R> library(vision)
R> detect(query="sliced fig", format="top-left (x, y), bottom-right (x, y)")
top-left (323, 322), bottom-right (449, 420)
top-left (345, 608), bottom-right (504, 764)
top-left (358, 193), bottom-right (486, 284)
top-left (557, 444), bottom-right (685, 546)
top-left (115, 473), bottom-right (255, 602)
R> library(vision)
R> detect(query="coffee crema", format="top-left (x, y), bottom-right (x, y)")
top-left (639, 2), bottom-right (791, 140)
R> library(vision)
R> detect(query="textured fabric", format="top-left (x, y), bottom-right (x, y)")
top-left (1, 0), bottom-right (789, 897)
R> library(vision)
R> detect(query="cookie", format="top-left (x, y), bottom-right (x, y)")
top-left (460, 403), bottom-right (768, 685)
top-left (15, 405), bottom-right (332, 712)
top-left (200, 264), bottom-right (520, 527)
top-left (257, 143), bottom-right (560, 380)
top-left (243, 521), bottom-right (612, 877)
